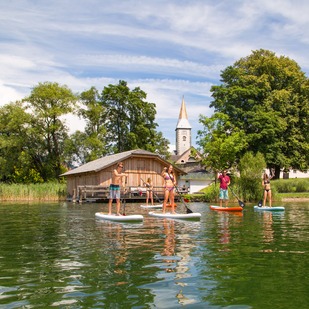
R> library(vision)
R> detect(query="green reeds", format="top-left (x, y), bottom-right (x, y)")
top-left (0, 183), bottom-right (67, 201)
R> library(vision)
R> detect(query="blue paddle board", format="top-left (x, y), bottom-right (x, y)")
top-left (254, 206), bottom-right (285, 211)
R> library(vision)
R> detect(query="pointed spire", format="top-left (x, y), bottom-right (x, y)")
top-left (178, 96), bottom-right (188, 119)
top-left (176, 96), bottom-right (191, 129)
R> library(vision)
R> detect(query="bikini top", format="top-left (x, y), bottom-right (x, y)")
top-left (264, 179), bottom-right (270, 185)
top-left (164, 173), bottom-right (174, 181)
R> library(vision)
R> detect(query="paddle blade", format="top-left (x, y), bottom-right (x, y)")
top-left (186, 207), bottom-right (193, 214)
top-left (257, 199), bottom-right (263, 207)
top-left (239, 200), bottom-right (245, 208)
top-left (184, 198), bottom-right (190, 203)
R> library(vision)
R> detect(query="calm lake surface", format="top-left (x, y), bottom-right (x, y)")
top-left (0, 201), bottom-right (308, 309)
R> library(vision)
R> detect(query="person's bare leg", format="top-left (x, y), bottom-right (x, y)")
top-left (108, 199), bottom-right (112, 215)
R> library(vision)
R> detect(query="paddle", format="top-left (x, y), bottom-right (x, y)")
top-left (228, 186), bottom-right (245, 208)
top-left (257, 198), bottom-right (263, 207)
top-left (140, 178), bottom-right (162, 204)
top-left (122, 192), bottom-right (126, 216)
top-left (167, 172), bottom-right (193, 214)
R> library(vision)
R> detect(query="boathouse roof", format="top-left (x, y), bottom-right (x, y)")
top-left (60, 149), bottom-right (186, 177)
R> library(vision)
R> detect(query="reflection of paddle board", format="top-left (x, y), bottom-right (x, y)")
top-left (210, 205), bottom-right (243, 212)
top-left (140, 204), bottom-right (177, 209)
top-left (95, 212), bottom-right (143, 222)
top-left (254, 206), bottom-right (285, 211)
top-left (148, 212), bottom-right (201, 220)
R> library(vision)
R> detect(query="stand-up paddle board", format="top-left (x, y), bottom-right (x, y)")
top-left (95, 212), bottom-right (143, 222)
top-left (140, 204), bottom-right (177, 209)
top-left (141, 204), bottom-right (162, 209)
top-left (210, 205), bottom-right (243, 212)
top-left (148, 211), bottom-right (201, 220)
top-left (254, 206), bottom-right (285, 211)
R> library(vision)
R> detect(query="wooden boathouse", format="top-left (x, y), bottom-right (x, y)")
top-left (60, 149), bottom-right (187, 203)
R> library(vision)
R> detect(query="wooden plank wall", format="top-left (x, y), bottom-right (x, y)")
top-left (65, 156), bottom-right (179, 197)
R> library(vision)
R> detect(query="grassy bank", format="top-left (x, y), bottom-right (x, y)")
top-left (0, 183), bottom-right (67, 201)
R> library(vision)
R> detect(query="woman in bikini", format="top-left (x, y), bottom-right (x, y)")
top-left (262, 170), bottom-right (274, 207)
top-left (145, 177), bottom-right (154, 206)
top-left (161, 165), bottom-right (176, 214)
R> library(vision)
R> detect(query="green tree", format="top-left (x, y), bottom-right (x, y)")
top-left (24, 82), bottom-right (78, 180)
top-left (64, 86), bottom-right (108, 164)
top-left (0, 101), bottom-right (33, 182)
top-left (197, 113), bottom-right (247, 171)
top-left (100, 80), bottom-right (169, 155)
top-left (210, 49), bottom-right (309, 178)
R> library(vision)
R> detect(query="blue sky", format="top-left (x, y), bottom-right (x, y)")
top-left (1, 0), bottom-right (309, 150)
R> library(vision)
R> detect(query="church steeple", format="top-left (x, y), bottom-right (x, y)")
top-left (176, 97), bottom-right (191, 155)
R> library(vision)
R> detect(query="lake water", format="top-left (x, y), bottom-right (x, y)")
top-left (0, 201), bottom-right (308, 308)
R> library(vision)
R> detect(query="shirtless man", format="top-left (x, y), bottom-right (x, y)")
top-left (108, 162), bottom-right (128, 215)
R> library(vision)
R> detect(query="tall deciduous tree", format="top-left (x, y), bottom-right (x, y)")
top-left (0, 101), bottom-right (32, 181)
top-left (24, 82), bottom-right (77, 180)
top-left (197, 113), bottom-right (247, 171)
top-left (209, 49), bottom-right (309, 178)
top-left (100, 80), bottom-right (169, 155)
top-left (64, 86), bottom-right (108, 166)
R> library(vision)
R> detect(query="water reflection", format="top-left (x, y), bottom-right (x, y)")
top-left (0, 202), bottom-right (309, 308)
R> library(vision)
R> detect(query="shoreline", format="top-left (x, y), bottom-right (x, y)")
top-left (281, 197), bottom-right (309, 202)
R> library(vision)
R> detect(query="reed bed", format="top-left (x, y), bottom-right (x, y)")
top-left (0, 183), bottom-right (67, 201)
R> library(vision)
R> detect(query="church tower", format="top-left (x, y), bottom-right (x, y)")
top-left (176, 97), bottom-right (192, 155)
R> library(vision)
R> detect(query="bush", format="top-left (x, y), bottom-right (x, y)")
top-left (238, 152), bottom-right (266, 201)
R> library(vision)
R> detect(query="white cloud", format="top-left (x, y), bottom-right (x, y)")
top-left (1, 0), bottom-right (309, 146)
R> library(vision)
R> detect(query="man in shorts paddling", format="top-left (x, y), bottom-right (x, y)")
top-left (216, 169), bottom-right (230, 208)
top-left (108, 162), bottom-right (128, 215)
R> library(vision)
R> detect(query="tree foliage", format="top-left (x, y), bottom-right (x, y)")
top-left (208, 49), bottom-right (309, 177)
top-left (24, 82), bottom-right (78, 180)
top-left (0, 101), bottom-right (33, 182)
top-left (238, 152), bottom-right (266, 201)
top-left (197, 113), bottom-right (247, 170)
top-left (64, 86), bottom-right (108, 166)
top-left (100, 80), bottom-right (169, 155)
top-left (0, 80), bottom-right (171, 183)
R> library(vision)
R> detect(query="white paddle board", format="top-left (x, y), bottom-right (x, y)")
top-left (95, 212), bottom-right (143, 222)
top-left (140, 204), bottom-right (163, 209)
top-left (254, 206), bottom-right (285, 211)
top-left (148, 211), bottom-right (201, 220)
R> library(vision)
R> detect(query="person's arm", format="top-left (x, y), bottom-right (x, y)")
top-left (161, 167), bottom-right (167, 177)
top-left (269, 168), bottom-right (275, 180)
top-left (216, 169), bottom-right (220, 179)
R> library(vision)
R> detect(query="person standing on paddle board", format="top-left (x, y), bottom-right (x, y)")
top-left (216, 169), bottom-right (230, 208)
top-left (108, 162), bottom-right (128, 216)
top-left (145, 177), bottom-right (154, 206)
top-left (262, 170), bottom-right (274, 207)
top-left (161, 165), bottom-right (176, 214)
